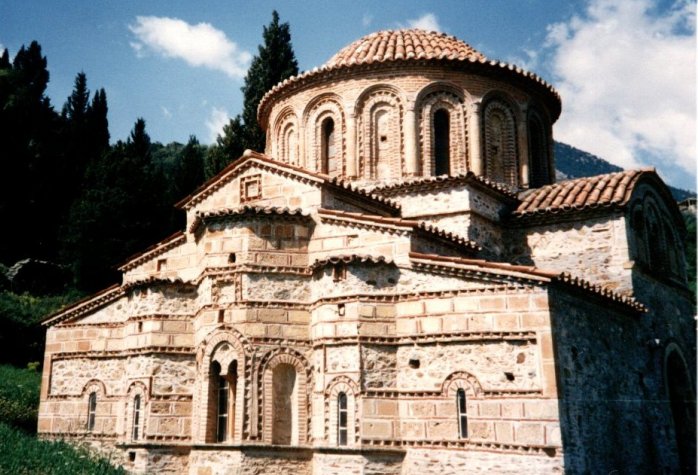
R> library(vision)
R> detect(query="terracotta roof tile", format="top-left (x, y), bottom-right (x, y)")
top-left (369, 172), bottom-right (518, 200)
top-left (189, 206), bottom-right (309, 234)
top-left (409, 252), bottom-right (645, 312)
top-left (311, 254), bottom-right (393, 269)
top-left (514, 169), bottom-right (654, 219)
top-left (258, 29), bottom-right (560, 125)
top-left (118, 232), bottom-right (186, 272)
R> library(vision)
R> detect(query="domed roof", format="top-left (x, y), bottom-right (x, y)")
top-left (258, 29), bottom-right (561, 125)
top-left (325, 29), bottom-right (486, 67)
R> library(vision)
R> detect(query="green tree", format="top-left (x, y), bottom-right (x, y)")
top-left (209, 11), bottom-right (298, 174)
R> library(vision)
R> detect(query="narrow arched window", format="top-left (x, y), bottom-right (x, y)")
top-left (483, 100), bottom-right (518, 188)
top-left (132, 395), bottom-right (142, 440)
top-left (272, 363), bottom-right (296, 445)
top-left (87, 392), bottom-right (97, 432)
top-left (337, 392), bottom-right (348, 446)
top-left (217, 373), bottom-right (229, 442)
top-left (434, 109), bottom-right (450, 176)
top-left (528, 113), bottom-right (550, 187)
top-left (456, 388), bottom-right (467, 438)
top-left (321, 118), bottom-right (336, 174)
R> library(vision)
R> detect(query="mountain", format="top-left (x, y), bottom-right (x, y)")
top-left (554, 142), bottom-right (695, 202)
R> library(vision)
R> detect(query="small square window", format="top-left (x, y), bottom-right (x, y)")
top-left (157, 259), bottom-right (167, 271)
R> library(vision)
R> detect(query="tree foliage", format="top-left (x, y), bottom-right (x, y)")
top-left (206, 10), bottom-right (298, 176)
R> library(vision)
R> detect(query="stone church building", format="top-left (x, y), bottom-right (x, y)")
top-left (38, 30), bottom-right (695, 474)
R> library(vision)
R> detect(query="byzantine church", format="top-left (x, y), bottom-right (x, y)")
top-left (39, 29), bottom-right (695, 474)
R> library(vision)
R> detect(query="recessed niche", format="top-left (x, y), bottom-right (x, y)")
top-left (338, 303), bottom-right (346, 316)
top-left (409, 359), bottom-right (420, 369)
top-left (504, 372), bottom-right (515, 381)
top-left (228, 253), bottom-right (236, 263)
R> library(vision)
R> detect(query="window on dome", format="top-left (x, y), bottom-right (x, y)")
top-left (527, 112), bottom-right (550, 187)
top-left (209, 360), bottom-right (237, 443)
top-left (434, 109), bottom-right (450, 176)
top-left (321, 117), bottom-right (336, 174)
top-left (483, 100), bottom-right (518, 188)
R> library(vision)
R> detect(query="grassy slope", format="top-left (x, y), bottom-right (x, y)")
top-left (0, 365), bottom-right (126, 474)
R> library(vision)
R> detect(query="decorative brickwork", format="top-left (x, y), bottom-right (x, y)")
top-left (39, 27), bottom-right (694, 475)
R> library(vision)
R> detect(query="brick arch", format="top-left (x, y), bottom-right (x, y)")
top-left (481, 92), bottom-right (519, 188)
top-left (258, 348), bottom-right (312, 445)
top-left (526, 106), bottom-right (553, 187)
top-left (272, 107), bottom-right (300, 165)
top-left (302, 93), bottom-right (346, 175)
top-left (324, 376), bottom-right (360, 445)
top-left (82, 379), bottom-right (107, 397)
top-left (416, 85), bottom-right (468, 177)
top-left (355, 84), bottom-right (405, 180)
top-left (195, 328), bottom-right (252, 442)
top-left (442, 371), bottom-right (484, 397)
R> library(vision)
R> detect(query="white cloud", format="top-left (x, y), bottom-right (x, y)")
top-left (161, 106), bottom-right (172, 119)
top-left (545, 0), bottom-right (696, 179)
top-left (405, 13), bottom-right (442, 32)
top-left (362, 13), bottom-right (373, 28)
top-left (129, 16), bottom-right (252, 78)
top-left (205, 106), bottom-right (229, 143)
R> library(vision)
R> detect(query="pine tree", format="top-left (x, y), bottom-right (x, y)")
top-left (62, 72), bottom-right (89, 122)
top-left (209, 10), bottom-right (298, 174)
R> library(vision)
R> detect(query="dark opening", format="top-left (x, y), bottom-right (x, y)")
top-left (408, 359), bottom-right (420, 369)
top-left (128, 451), bottom-right (136, 462)
top-left (434, 109), bottom-right (450, 175)
top-left (321, 118), bottom-right (336, 174)
top-left (504, 372), bottom-right (515, 381)
top-left (528, 115), bottom-right (549, 187)
top-left (87, 392), bottom-right (97, 431)
top-left (218, 309), bottom-right (225, 323)
top-left (338, 303), bottom-right (345, 316)
top-left (456, 388), bottom-right (467, 438)
top-left (228, 253), bottom-right (236, 263)
top-left (132, 394), bottom-right (141, 440)
top-left (338, 392), bottom-right (348, 446)
top-left (666, 351), bottom-right (697, 475)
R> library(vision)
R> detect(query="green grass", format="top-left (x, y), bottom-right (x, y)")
top-left (0, 422), bottom-right (127, 475)
top-left (0, 364), bottom-right (41, 432)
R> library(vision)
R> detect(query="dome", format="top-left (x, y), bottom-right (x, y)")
top-left (325, 29), bottom-right (487, 67)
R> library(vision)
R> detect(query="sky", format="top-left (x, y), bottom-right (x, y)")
top-left (1, 0), bottom-right (695, 191)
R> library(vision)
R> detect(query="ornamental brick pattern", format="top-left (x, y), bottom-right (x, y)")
top-left (38, 29), bottom-right (695, 475)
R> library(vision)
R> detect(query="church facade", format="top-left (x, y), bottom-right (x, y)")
top-left (38, 30), bottom-right (695, 474)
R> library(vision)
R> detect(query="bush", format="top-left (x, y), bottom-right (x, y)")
top-left (0, 364), bottom-right (41, 432)
top-left (0, 289), bottom-right (83, 366)
top-left (0, 422), bottom-right (127, 474)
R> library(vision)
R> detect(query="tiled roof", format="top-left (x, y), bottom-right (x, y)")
top-left (409, 252), bottom-right (645, 312)
top-left (189, 206), bottom-right (309, 233)
top-left (311, 254), bottom-right (393, 269)
top-left (513, 169), bottom-right (654, 219)
top-left (258, 30), bottom-right (560, 125)
top-left (318, 208), bottom-right (480, 253)
top-left (370, 172), bottom-right (518, 200)
top-left (175, 150), bottom-right (400, 215)
top-left (326, 29), bottom-right (486, 66)
top-left (118, 232), bottom-right (186, 272)
top-left (42, 284), bottom-right (124, 326)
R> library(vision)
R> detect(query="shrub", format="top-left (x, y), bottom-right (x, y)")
top-left (0, 364), bottom-right (41, 432)
top-left (0, 422), bottom-right (127, 474)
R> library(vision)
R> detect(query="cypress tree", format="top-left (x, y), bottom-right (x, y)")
top-left (240, 10), bottom-right (299, 152)
top-left (209, 10), bottom-right (298, 174)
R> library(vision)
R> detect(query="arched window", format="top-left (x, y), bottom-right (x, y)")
top-left (87, 392), bottom-right (97, 432)
top-left (132, 395), bottom-right (142, 440)
top-left (337, 392), bottom-right (348, 446)
top-left (528, 113), bottom-right (550, 187)
top-left (483, 99), bottom-right (518, 188)
top-left (456, 388), bottom-right (467, 439)
top-left (321, 117), bottom-right (336, 174)
top-left (665, 349), bottom-right (696, 474)
top-left (434, 109), bottom-right (450, 176)
top-left (272, 363), bottom-right (297, 445)
top-left (216, 361), bottom-right (237, 442)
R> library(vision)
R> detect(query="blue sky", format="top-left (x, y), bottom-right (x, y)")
top-left (1, 0), bottom-right (695, 190)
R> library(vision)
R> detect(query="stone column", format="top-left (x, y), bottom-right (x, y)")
top-left (469, 101), bottom-right (483, 175)
top-left (404, 102), bottom-right (418, 176)
top-left (345, 109), bottom-right (357, 178)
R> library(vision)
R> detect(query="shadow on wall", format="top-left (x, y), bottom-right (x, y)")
top-left (548, 286), bottom-right (695, 474)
